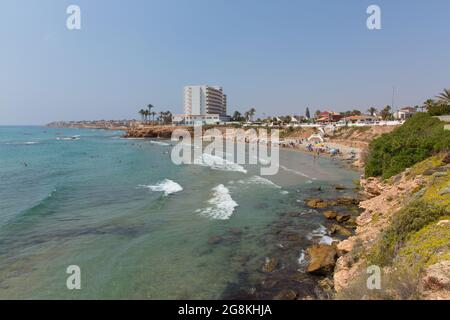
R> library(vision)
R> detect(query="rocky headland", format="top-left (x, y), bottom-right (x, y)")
top-left (333, 154), bottom-right (450, 299)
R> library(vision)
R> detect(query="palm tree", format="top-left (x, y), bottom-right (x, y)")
top-left (244, 111), bottom-right (250, 122)
top-left (380, 105), bottom-right (392, 120)
top-left (158, 112), bottom-right (164, 124)
top-left (138, 109), bottom-right (146, 122)
top-left (247, 108), bottom-right (256, 122)
top-left (367, 107), bottom-right (377, 116)
top-left (436, 89), bottom-right (450, 104)
top-left (232, 111), bottom-right (242, 121)
top-left (150, 111), bottom-right (156, 124)
top-left (423, 99), bottom-right (436, 111)
top-left (147, 104), bottom-right (154, 114)
top-left (163, 111), bottom-right (172, 124)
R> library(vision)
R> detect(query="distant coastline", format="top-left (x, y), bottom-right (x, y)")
top-left (48, 121), bottom-right (398, 170)
top-left (46, 120), bottom-right (136, 131)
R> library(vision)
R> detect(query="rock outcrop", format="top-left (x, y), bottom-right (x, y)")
top-left (333, 155), bottom-right (450, 300)
top-left (420, 261), bottom-right (450, 300)
top-left (124, 125), bottom-right (191, 139)
top-left (307, 245), bottom-right (337, 275)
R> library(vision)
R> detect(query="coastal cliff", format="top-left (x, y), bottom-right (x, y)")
top-left (299, 113), bottom-right (449, 300)
top-left (123, 125), bottom-right (191, 139)
top-left (329, 113), bottom-right (450, 300)
top-left (334, 154), bottom-right (449, 299)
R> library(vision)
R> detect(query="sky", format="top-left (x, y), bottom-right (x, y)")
top-left (0, 0), bottom-right (449, 125)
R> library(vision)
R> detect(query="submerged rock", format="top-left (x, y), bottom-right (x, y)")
top-left (323, 210), bottom-right (338, 220)
top-left (329, 224), bottom-right (352, 237)
top-left (273, 289), bottom-right (297, 300)
top-left (208, 236), bottom-right (223, 245)
top-left (307, 245), bottom-right (337, 275)
top-left (336, 213), bottom-right (351, 223)
top-left (227, 228), bottom-right (242, 236)
top-left (286, 234), bottom-right (302, 242)
top-left (255, 203), bottom-right (269, 209)
top-left (262, 257), bottom-right (279, 273)
top-left (288, 212), bottom-right (301, 217)
top-left (305, 198), bottom-right (329, 209)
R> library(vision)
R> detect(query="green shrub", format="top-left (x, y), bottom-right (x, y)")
top-left (368, 200), bottom-right (448, 266)
top-left (365, 113), bottom-right (450, 179)
top-left (428, 103), bottom-right (450, 116)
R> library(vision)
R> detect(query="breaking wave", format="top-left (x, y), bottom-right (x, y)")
top-left (306, 224), bottom-right (336, 245)
top-left (198, 184), bottom-right (238, 220)
top-left (138, 179), bottom-right (183, 196)
top-left (233, 175), bottom-right (281, 188)
top-left (195, 153), bottom-right (247, 173)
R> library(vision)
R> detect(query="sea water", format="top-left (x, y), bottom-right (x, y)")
top-left (0, 126), bottom-right (357, 299)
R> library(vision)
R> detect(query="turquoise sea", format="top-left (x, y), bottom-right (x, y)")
top-left (0, 126), bottom-right (358, 299)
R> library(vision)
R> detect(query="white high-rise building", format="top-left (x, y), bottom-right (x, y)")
top-left (173, 85), bottom-right (230, 125)
top-left (183, 85), bottom-right (227, 116)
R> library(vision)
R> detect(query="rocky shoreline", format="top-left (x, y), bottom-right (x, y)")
top-left (218, 184), bottom-right (363, 300)
top-left (48, 122), bottom-right (448, 299)
top-left (217, 155), bottom-right (449, 300)
top-left (333, 154), bottom-right (450, 299)
top-left (123, 125), bottom-right (191, 139)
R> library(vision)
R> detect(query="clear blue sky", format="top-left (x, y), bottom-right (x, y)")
top-left (1, 0), bottom-right (449, 125)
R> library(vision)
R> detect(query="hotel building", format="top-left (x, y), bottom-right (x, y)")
top-left (173, 85), bottom-right (230, 125)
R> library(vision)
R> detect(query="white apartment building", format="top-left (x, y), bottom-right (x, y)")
top-left (172, 114), bottom-right (222, 126)
top-left (173, 85), bottom-right (229, 125)
top-left (184, 85), bottom-right (227, 116)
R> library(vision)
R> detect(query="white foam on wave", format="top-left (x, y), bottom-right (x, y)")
top-left (280, 190), bottom-right (289, 195)
top-left (306, 224), bottom-right (337, 245)
top-left (196, 153), bottom-right (247, 174)
top-left (6, 141), bottom-right (39, 145)
top-left (198, 184), bottom-right (238, 220)
top-left (234, 175), bottom-right (281, 188)
top-left (319, 235), bottom-right (335, 245)
top-left (138, 179), bottom-right (183, 196)
top-left (280, 165), bottom-right (312, 179)
top-left (298, 249), bottom-right (307, 266)
top-left (306, 224), bottom-right (327, 240)
top-left (149, 140), bottom-right (170, 146)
